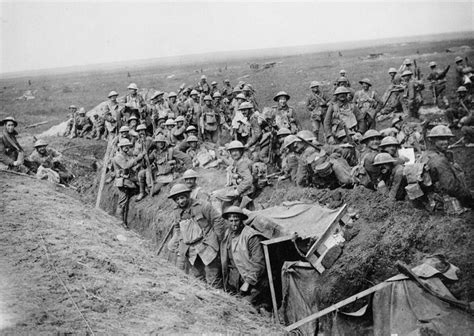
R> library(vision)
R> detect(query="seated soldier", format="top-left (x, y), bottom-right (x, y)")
top-left (273, 127), bottom-right (292, 169)
top-left (445, 86), bottom-right (472, 128)
top-left (172, 116), bottom-right (187, 144)
top-left (89, 114), bottom-right (105, 140)
top-left (182, 169), bottom-right (209, 200)
top-left (278, 134), bottom-right (301, 182)
top-left (112, 138), bottom-right (144, 228)
top-left (379, 136), bottom-right (409, 166)
top-left (64, 105), bottom-right (78, 137)
top-left (71, 108), bottom-right (92, 138)
top-left (168, 184), bottom-right (225, 286)
top-left (220, 206), bottom-right (269, 310)
top-left (353, 130), bottom-right (382, 189)
top-left (127, 115), bottom-right (139, 133)
top-left (29, 139), bottom-right (73, 184)
top-left (163, 119), bottom-right (177, 145)
top-left (420, 125), bottom-right (473, 210)
top-left (372, 153), bottom-right (407, 201)
top-left (153, 115), bottom-right (167, 136)
top-left (294, 130), bottom-right (319, 187)
top-left (0, 116), bottom-right (29, 173)
top-left (185, 135), bottom-right (200, 167)
top-left (460, 115), bottom-right (474, 147)
top-left (200, 95), bottom-right (220, 143)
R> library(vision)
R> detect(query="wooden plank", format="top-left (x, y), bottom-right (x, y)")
top-left (263, 244), bottom-right (280, 323)
top-left (95, 136), bottom-right (114, 209)
top-left (284, 281), bottom-right (392, 332)
top-left (25, 121), bottom-right (48, 129)
top-left (261, 234), bottom-right (295, 246)
top-left (305, 204), bottom-right (347, 258)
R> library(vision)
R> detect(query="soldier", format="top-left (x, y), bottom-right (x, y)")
top-left (231, 92), bottom-right (247, 117)
top-left (294, 130), bottom-right (322, 187)
top-left (388, 67), bottom-right (398, 83)
top-left (90, 114), bottom-right (105, 140)
top-left (132, 124), bottom-right (154, 201)
top-left (454, 56), bottom-right (465, 88)
top-left (0, 116), bottom-right (29, 173)
top-left (460, 114), bottom-right (474, 147)
top-left (379, 136), bottom-right (409, 166)
top-left (372, 153), bottom-right (407, 201)
top-left (64, 105), bottom-right (78, 137)
top-left (112, 138), bottom-right (145, 228)
top-left (182, 169), bottom-right (209, 200)
top-left (167, 91), bottom-right (179, 116)
top-left (400, 58), bottom-right (413, 74)
top-left (354, 78), bottom-right (382, 133)
top-left (221, 79), bottom-right (233, 99)
top-left (242, 85), bottom-right (258, 110)
top-left (445, 86), bottom-right (473, 127)
top-left (149, 91), bottom-right (169, 130)
top-left (354, 129), bottom-right (382, 189)
top-left (400, 70), bottom-right (422, 120)
top-left (162, 119), bottom-right (177, 145)
top-left (278, 134), bottom-right (300, 182)
top-left (306, 81), bottom-right (330, 138)
top-left (168, 183), bottom-right (225, 286)
top-left (220, 206), bottom-right (269, 309)
top-left (380, 74), bottom-right (404, 117)
top-left (172, 115), bottom-right (187, 144)
top-left (270, 91), bottom-right (298, 133)
top-left (420, 125), bottom-right (473, 209)
top-left (197, 75), bottom-right (211, 95)
top-left (333, 77), bottom-right (355, 101)
top-left (187, 89), bottom-right (201, 127)
top-left (335, 69), bottom-right (351, 87)
top-left (232, 102), bottom-right (256, 145)
top-left (200, 95), bottom-right (220, 142)
top-left (177, 88), bottom-right (191, 116)
top-left (29, 139), bottom-right (73, 184)
top-left (210, 81), bottom-right (219, 97)
top-left (184, 135), bottom-right (200, 166)
top-left (324, 86), bottom-right (359, 144)
top-left (123, 83), bottom-right (146, 119)
top-left (427, 61), bottom-right (450, 106)
top-left (127, 115), bottom-right (139, 133)
top-left (103, 91), bottom-right (122, 135)
top-left (71, 108), bottom-right (92, 138)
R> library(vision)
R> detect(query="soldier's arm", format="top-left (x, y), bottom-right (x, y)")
top-left (324, 104), bottom-right (334, 139)
top-left (245, 118), bottom-right (262, 148)
top-left (246, 235), bottom-right (266, 284)
top-left (389, 166), bottom-right (405, 201)
top-left (0, 139), bottom-right (15, 165)
top-left (235, 161), bottom-right (253, 195)
top-left (203, 202), bottom-right (226, 242)
top-left (51, 148), bottom-right (63, 162)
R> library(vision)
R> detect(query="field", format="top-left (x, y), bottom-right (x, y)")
top-left (1, 35), bottom-right (474, 334)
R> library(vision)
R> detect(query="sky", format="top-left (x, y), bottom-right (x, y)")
top-left (0, 1), bottom-right (473, 74)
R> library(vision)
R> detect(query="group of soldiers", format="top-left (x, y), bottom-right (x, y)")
top-left (1, 55), bottom-right (473, 308)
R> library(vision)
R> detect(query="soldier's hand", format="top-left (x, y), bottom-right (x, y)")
top-left (240, 282), bottom-right (250, 293)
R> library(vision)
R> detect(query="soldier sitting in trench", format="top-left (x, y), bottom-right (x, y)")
top-left (28, 139), bottom-right (73, 185)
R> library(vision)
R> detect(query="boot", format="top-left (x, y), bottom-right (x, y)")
top-left (135, 181), bottom-right (147, 202)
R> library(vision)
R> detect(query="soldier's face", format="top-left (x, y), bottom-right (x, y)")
top-left (311, 87), bottom-right (319, 93)
top-left (189, 141), bottom-right (197, 149)
top-left (389, 73), bottom-right (396, 79)
top-left (177, 121), bottom-right (184, 127)
top-left (138, 130), bottom-right (146, 137)
top-left (37, 145), bottom-right (47, 154)
top-left (157, 142), bottom-right (166, 150)
top-left (278, 97), bottom-right (287, 106)
top-left (110, 96), bottom-right (117, 103)
top-left (129, 89), bottom-right (137, 95)
top-left (337, 94), bottom-right (346, 102)
top-left (458, 92), bottom-right (466, 99)
top-left (384, 145), bottom-right (397, 156)
top-left (230, 149), bottom-right (243, 161)
top-left (362, 83), bottom-right (369, 90)
top-left (227, 214), bottom-right (244, 233)
top-left (5, 121), bottom-right (15, 133)
top-left (121, 145), bottom-right (131, 153)
top-left (434, 138), bottom-right (449, 152)
top-left (169, 97), bottom-right (176, 103)
top-left (184, 178), bottom-right (196, 189)
top-left (191, 94), bottom-right (198, 101)
top-left (368, 138), bottom-right (380, 149)
top-left (380, 164), bottom-right (391, 175)
top-left (402, 75), bottom-right (410, 82)
top-left (130, 120), bottom-right (138, 128)
top-left (120, 131), bottom-right (129, 138)
top-left (175, 194), bottom-right (189, 208)
top-left (294, 141), bottom-right (305, 152)
top-left (205, 100), bottom-right (212, 106)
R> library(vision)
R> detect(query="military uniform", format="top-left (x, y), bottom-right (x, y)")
top-left (306, 91), bottom-right (330, 135)
top-left (270, 105), bottom-right (298, 133)
top-left (172, 198), bottom-right (225, 286)
top-left (353, 89), bottom-right (381, 133)
top-left (200, 105), bottom-right (220, 142)
top-left (401, 79), bottom-right (423, 119)
top-left (377, 164), bottom-right (407, 201)
top-left (323, 101), bottom-right (359, 141)
top-left (28, 147), bottom-right (73, 184)
top-left (295, 146), bottom-right (317, 187)
top-left (445, 93), bottom-right (473, 126)
top-left (227, 156), bottom-right (254, 198)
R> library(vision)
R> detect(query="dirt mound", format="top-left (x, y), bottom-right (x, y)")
top-left (0, 171), bottom-right (280, 334)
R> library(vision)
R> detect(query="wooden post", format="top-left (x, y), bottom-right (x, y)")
top-left (95, 136), bottom-right (114, 209)
top-left (263, 244), bottom-right (280, 323)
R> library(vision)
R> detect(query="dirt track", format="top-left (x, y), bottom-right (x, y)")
top-left (0, 171), bottom-right (280, 335)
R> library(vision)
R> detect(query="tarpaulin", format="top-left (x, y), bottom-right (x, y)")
top-left (246, 201), bottom-right (345, 240)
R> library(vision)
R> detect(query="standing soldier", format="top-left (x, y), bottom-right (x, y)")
top-left (210, 81), bottom-right (219, 96)
top-left (187, 89), bottom-right (201, 128)
top-left (123, 83), bottom-right (146, 119)
top-left (221, 79), bottom-right (233, 99)
top-left (454, 56), bottom-right (466, 88)
top-left (168, 183), bottom-right (225, 286)
top-left (103, 91), bottom-right (122, 136)
top-left (324, 86), bottom-right (359, 144)
top-left (242, 85), bottom-right (259, 110)
top-left (200, 95), bottom-right (220, 142)
top-left (400, 59), bottom-right (413, 74)
top-left (400, 70), bottom-right (422, 119)
top-left (353, 78), bottom-right (382, 133)
top-left (112, 139), bottom-right (145, 228)
top-left (333, 77), bottom-right (355, 101)
top-left (197, 75), bottom-right (211, 95)
top-left (270, 91), bottom-right (298, 133)
top-left (64, 105), bottom-right (78, 137)
top-left (306, 81), bottom-right (330, 139)
top-left (427, 61), bottom-right (450, 106)
top-left (335, 69), bottom-right (351, 87)
top-left (167, 91), bottom-right (179, 116)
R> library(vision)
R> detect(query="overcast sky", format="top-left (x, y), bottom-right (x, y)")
top-left (0, 1), bottom-right (472, 73)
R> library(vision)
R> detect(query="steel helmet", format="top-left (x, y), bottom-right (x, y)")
top-left (186, 135), bottom-right (198, 142)
top-left (232, 86), bottom-right (242, 93)
top-left (168, 91), bottom-right (177, 98)
top-left (118, 139), bottom-right (133, 147)
top-left (391, 115), bottom-right (403, 126)
top-left (362, 129), bottom-right (382, 142)
top-left (211, 81), bottom-right (217, 86)
top-left (296, 130), bottom-right (316, 142)
top-left (136, 124), bottom-right (147, 131)
top-left (277, 127), bottom-right (291, 137)
top-left (190, 89), bottom-right (199, 96)
top-left (168, 183), bottom-right (191, 199)
top-left (153, 134), bottom-right (167, 142)
top-left (388, 67), bottom-right (397, 74)
top-left (224, 79), bottom-right (230, 83)
top-left (429, 61), bottom-right (437, 68)
top-left (222, 205), bottom-right (248, 220)
top-left (77, 108), bottom-right (86, 115)
top-left (273, 91), bottom-right (290, 102)
top-left (282, 134), bottom-right (301, 149)
top-left (128, 115), bottom-right (138, 122)
top-left (164, 119), bottom-right (176, 126)
top-left (34, 139), bottom-right (48, 148)
top-left (108, 91), bottom-right (118, 98)
top-left (455, 56), bottom-right (463, 63)
top-left (151, 91), bottom-right (164, 100)
top-left (334, 86), bottom-right (351, 95)
top-left (359, 78), bottom-right (372, 86)
top-left (401, 70), bottom-right (413, 77)
top-left (427, 125), bottom-right (454, 138)
top-left (337, 77), bottom-right (348, 83)
top-left (235, 93), bottom-right (246, 100)
top-left (200, 75), bottom-right (207, 80)
top-left (175, 115), bottom-right (185, 123)
top-left (339, 69), bottom-right (346, 74)
top-left (183, 169), bottom-right (199, 179)
top-left (69, 105), bottom-right (77, 109)
top-left (186, 125), bottom-right (197, 133)
top-left (403, 58), bottom-right (412, 65)
top-left (227, 140), bottom-right (246, 150)
top-left (203, 95), bottom-right (212, 101)
top-left (238, 102), bottom-right (254, 110)
top-left (212, 92), bottom-right (222, 98)
top-left (2, 116), bottom-right (18, 127)
top-left (379, 136), bottom-right (400, 147)
top-left (373, 153), bottom-right (397, 166)
top-left (127, 83), bottom-right (138, 90)
top-left (456, 86), bottom-right (467, 93)
top-left (242, 85), bottom-right (251, 91)
top-left (335, 129), bottom-right (354, 139)
top-left (119, 126), bottom-right (130, 133)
